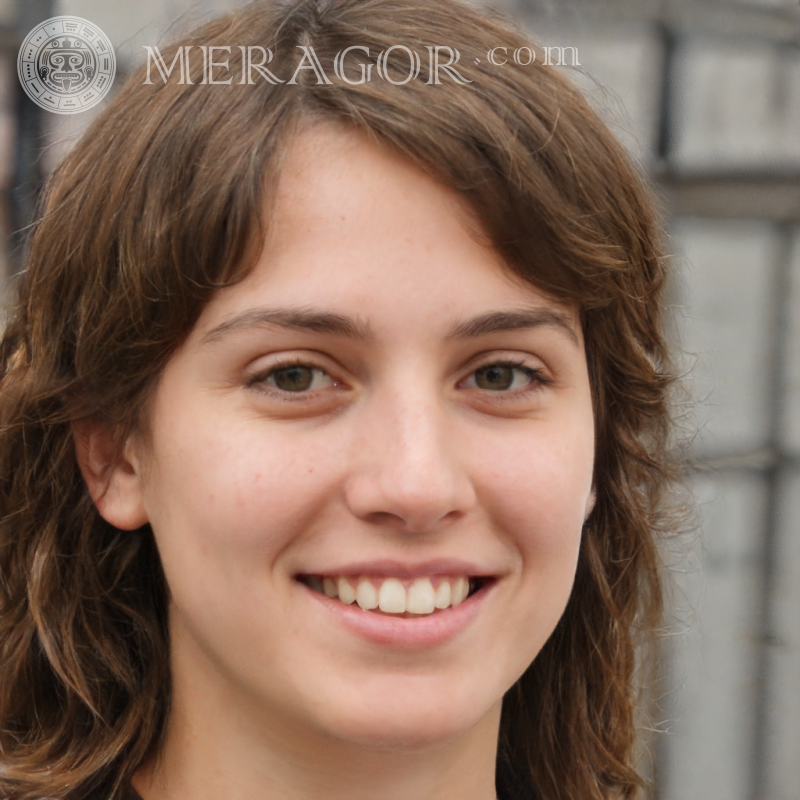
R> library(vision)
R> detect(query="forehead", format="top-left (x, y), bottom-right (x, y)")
top-left (267, 124), bottom-right (481, 262)
top-left (192, 124), bottom-right (582, 344)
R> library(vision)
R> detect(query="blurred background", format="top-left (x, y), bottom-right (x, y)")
top-left (1, 0), bottom-right (798, 797)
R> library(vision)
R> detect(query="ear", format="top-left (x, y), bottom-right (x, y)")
top-left (584, 487), bottom-right (597, 521)
top-left (72, 419), bottom-right (149, 530)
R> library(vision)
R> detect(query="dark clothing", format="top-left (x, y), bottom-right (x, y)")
top-left (496, 757), bottom-right (539, 800)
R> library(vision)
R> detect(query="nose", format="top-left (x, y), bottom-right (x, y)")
top-left (344, 386), bottom-right (476, 535)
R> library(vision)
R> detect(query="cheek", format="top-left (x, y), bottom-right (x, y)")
top-left (474, 425), bottom-right (593, 565)
top-left (144, 416), bottom-right (343, 568)
top-left (467, 427), bottom-right (592, 677)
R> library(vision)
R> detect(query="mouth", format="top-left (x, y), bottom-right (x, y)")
top-left (297, 574), bottom-right (491, 617)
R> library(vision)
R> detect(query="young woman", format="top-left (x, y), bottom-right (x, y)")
top-left (0, 1), bottom-right (677, 799)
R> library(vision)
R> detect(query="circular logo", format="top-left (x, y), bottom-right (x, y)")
top-left (17, 16), bottom-right (116, 115)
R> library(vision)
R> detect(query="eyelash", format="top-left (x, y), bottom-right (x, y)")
top-left (245, 357), bottom-right (551, 401)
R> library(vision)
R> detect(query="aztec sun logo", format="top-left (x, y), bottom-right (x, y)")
top-left (17, 16), bottom-right (115, 114)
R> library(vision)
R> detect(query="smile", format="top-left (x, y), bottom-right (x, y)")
top-left (298, 574), bottom-right (486, 616)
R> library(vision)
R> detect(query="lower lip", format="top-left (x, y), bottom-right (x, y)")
top-left (304, 582), bottom-right (492, 649)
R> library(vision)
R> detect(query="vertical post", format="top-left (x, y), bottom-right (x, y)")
top-left (654, 21), bottom-right (676, 167)
top-left (749, 223), bottom-right (794, 800)
top-left (10, 0), bottom-right (54, 273)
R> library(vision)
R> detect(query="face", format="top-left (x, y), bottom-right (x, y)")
top-left (118, 126), bottom-right (595, 754)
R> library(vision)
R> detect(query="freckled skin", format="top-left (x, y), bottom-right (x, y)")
top-left (121, 126), bottom-right (595, 800)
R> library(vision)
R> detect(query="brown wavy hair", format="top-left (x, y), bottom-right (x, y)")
top-left (0, 1), bottom-right (677, 798)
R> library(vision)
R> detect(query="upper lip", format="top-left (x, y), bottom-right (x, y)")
top-left (296, 558), bottom-right (497, 580)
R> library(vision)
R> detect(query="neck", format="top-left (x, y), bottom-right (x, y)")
top-left (134, 710), bottom-right (501, 800)
top-left (132, 652), bottom-right (501, 800)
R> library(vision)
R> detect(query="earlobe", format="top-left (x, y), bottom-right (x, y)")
top-left (72, 419), bottom-right (149, 531)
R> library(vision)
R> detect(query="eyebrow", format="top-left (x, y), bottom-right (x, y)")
top-left (445, 309), bottom-right (579, 345)
top-left (200, 306), bottom-right (579, 346)
top-left (200, 307), bottom-right (374, 345)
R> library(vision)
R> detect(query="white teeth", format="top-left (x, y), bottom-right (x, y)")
top-left (433, 580), bottom-right (451, 609)
top-left (356, 578), bottom-right (378, 610)
top-left (337, 576), bottom-right (356, 604)
top-left (312, 575), bottom-right (479, 615)
top-left (378, 578), bottom-right (407, 613)
top-left (451, 576), bottom-right (469, 605)
top-left (406, 577), bottom-right (435, 614)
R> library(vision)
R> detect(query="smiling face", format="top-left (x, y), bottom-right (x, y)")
top-left (110, 125), bottom-right (595, 762)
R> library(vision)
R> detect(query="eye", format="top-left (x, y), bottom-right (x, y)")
top-left (247, 361), bottom-right (339, 396)
top-left (263, 364), bottom-right (334, 392)
top-left (463, 360), bottom-right (547, 392)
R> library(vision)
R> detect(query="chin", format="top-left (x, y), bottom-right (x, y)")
top-left (315, 691), bottom-right (496, 753)
top-left (334, 721), bottom-right (476, 754)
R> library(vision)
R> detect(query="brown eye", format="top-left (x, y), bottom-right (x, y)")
top-left (474, 365), bottom-right (515, 390)
top-left (464, 362), bottom-right (544, 393)
top-left (267, 365), bottom-right (332, 392)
